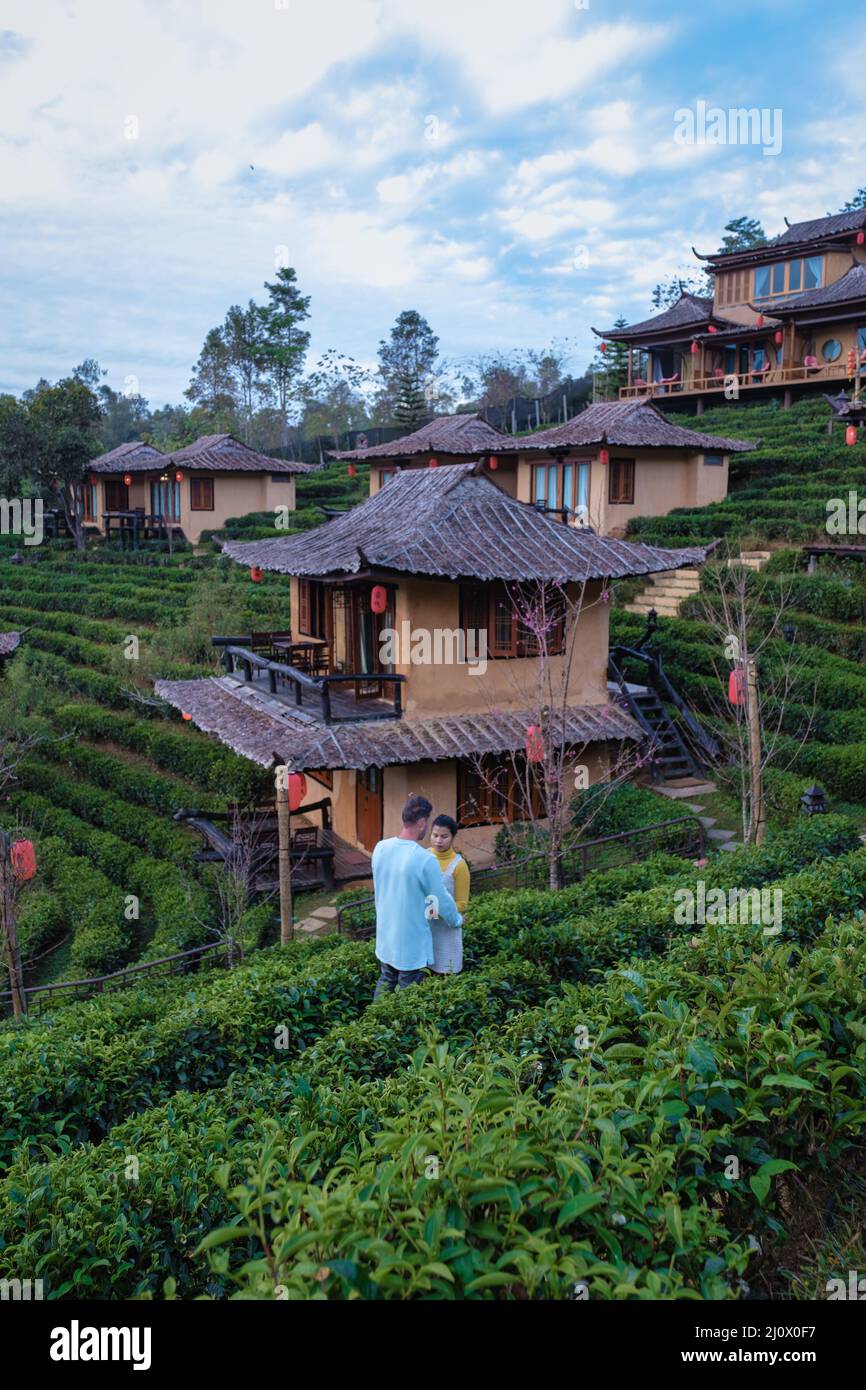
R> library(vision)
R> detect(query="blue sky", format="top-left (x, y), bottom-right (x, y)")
top-left (1, 0), bottom-right (863, 405)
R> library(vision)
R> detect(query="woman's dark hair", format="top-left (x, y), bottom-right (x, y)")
top-left (432, 814), bottom-right (458, 837)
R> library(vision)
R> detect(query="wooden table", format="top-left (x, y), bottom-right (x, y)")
top-left (272, 637), bottom-right (329, 675)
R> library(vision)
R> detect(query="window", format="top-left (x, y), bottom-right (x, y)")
top-left (754, 257), bottom-right (823, 299)
top-left (822, 339), bottom-right (842, 363)
top-left (190, 477), bottom-right (214, 511)
top-left (608, 458), bottom-right (635, 505)
top-left (298, 578), bottom-right (331, 639)
top-left (150, 479), bottom-right (181, 521)
top-left (379, 468), bottom-right (397, 485)
top-left (460, 582), bottom-right (565, 659)
top-left (457, 755), bottom-right (545, 826)
top-left (269, 474), bottom-right (293, 483)
top-left (704, 453), bottom-right (724, 467)
top-left (82, 484), bottom-right (98, 522)
top-left (531, 460), bottom-right (590, 521)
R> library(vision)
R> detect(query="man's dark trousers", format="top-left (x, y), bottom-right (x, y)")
top-left (373, 961), bottom-right (426, 1000)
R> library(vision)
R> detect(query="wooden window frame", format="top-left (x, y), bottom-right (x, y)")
top-left (460, 581), bottom-right (565, 660)
top-left (190, 477), bottom-right (214, 511)
top-left (753, 256), bottom-right (824, 301)
top-left (82, 483), bottom-right (98, 522)
top-left (457, 755), bottom-right (545, 827)
top-left (298, 578), bottom-right (332, 641)
top-left (608, 457), bottom-right (635, 506)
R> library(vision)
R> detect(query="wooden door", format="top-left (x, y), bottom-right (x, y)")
top-left (104, 481), bottom-right (129, 511)
top-left (356, 766), bottom-right (383, 851)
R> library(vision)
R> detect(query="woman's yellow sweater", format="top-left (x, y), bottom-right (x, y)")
top-left (429, 847), bottom-right (470, 913)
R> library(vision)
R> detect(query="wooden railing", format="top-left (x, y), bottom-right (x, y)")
top-left (620, 361), bottom-right (851, 400)
top-left (214, 641), bottom-right (405, 725)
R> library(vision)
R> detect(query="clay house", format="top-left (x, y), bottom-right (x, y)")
top-left (334, 401), bottom-right (754, 539)
top-left (155, 463), bottom-right (704, 868)
top-left (86, 435), bottom-right (315, 544)
top-left (596, 208), bottom-right (866, 412)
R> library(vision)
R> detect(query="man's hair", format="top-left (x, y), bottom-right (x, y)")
top-left (402, 794), bottom-right (433, 826)
top-left (432, 814), bottom-right (458, 836)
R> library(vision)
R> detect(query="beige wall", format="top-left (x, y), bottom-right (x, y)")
top-left (369, 455), bottom-right (518, 498)
top-left (93, 471), bottom-right (297, 544)
top-left (513, 448), bottom-right (727, 537)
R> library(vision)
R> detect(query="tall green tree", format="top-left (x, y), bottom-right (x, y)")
top-left (224, 302), bottom-right (269, 443)
top-left (376, 310), bottom-right (439, 425)
top-left (185, 327), bottom-right (238, 426)
top-left (718, 216), bottom-right (767, 253)
top-left (0, 395), bottom-right (37, 495)
top-left (259, 267), bottom-right (311, 451)
top-left (301, 351), bottom-right (371, 444)
top-left (838, 189), bottom-right (866, 212)
top-left (26, 375), bottom-right (103, 552)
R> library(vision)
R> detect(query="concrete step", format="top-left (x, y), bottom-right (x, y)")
top-left (653, 779), bottom-right (717, 798)
top-left (646, 584), bottom-right (699, 600)
top-left (648, 573), bottom-right (700, 588)
top-left (707, 827), bottom-right (737, 842)
top-left (627, 595), bottom-right (681, 612)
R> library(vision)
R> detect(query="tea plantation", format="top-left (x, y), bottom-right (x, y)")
top-left (2, 409), bottom-right (866, 1301)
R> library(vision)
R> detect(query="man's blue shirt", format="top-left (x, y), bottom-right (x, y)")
top-left (372, 837), bottom-right (463, 971)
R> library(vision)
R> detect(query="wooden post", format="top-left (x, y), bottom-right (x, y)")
top-left (746, 658), bottom-right (765, 846)
top-left (0, 852), bottom-right (27, 1019)
top-left (276, 783), bottom-right (294, 944)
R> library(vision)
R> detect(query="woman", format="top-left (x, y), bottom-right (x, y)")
top-left (428, 814), bottom-right (470, 975)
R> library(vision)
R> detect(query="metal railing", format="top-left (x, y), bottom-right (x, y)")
top-left (336, 814), bottom-right (705, 940)
top-left (215, 641), bottom-right (405, 725)
top-left (0, 939), bottom-right (239, 1014)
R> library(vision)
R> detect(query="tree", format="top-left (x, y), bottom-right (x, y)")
top-left (376, 310), bottom-right (440, 424)
top-left (301, 351), bottom-right (371, 445)
top-left (838, 189), bottom-right (866, 212)
top-left (26, 375), bottom-right (103, 552)
top-left (96, 383), bottom-right (151, 452)
top-left (0, 395), bottom-right (37, 495)
top-left (718, 216), bottom-right (767, 253)
top-left (393, 370), bottom-right (428, 429)
top-left (185, 327), bottom-right (239, 425)
top-left (259, 268), bottom-right (311, 452)
top-left (224, 302), bottom-right (269, 443)
top-left (592, 317), bottom-right (629, 398)
top-left (650, 270), bottom-right (713, 310)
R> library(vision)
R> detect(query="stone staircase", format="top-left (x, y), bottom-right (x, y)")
top-left (624, 566), bottom-right (701, 618)
top-left (728, 549), bottom-right (771, 573)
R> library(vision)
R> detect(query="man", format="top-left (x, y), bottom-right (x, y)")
top-left (371, 793), bottom-right (462, 1000)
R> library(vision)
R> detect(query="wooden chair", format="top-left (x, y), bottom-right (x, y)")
top-left (250, 632), bottom-right (274, 657)
top-left (309, 641), bottom-right (331, 677)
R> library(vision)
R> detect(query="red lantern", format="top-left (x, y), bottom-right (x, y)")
top-left (858, 231), bottom-right (865, 246)
top-left (690, 340), bottom-right (699, 355)
top-left (755, 314), bottom-right (765, 328)
top-left (847, 425), bottom-right (858, 447)
top-left (728, 668), bottom-right (745, 706)
top-left (9, 840), bottom-right (37, 882)
top-left (599, 447), bottom-right (610, 466)
top-left (774, 330), bottom-right (783, 346)
top-left (849, 349), bottom-right (858, 376)
top-left (525, 725), bottom-right (544, 764)
top-left (600, 342), bottom-right (607, 353)
top-left (428, 457), bottom-right (439, 468)
top-left (175, 470), bottom-right (183, 483)
top-left (182, 711), bottom-right (193, 721)
top-left (123, 473), bottom-right (133, 487)
top-left (347, 462), bottom-right (357, 477)
top-left (488, 454), bottom-right (499, 470)
top-left (707, 325), bottom-right (718, 334)
top-left (370, 584), bottom-right (387, 614)
top-left (250, 566), bottom-right (264, 583)
top-left (287, 772), bottom-right (307, 812)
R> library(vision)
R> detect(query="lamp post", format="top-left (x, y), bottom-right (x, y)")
top-left (800, 784), bottom-right (828, 816)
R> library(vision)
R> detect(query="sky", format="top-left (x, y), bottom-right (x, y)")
top-left (1, 0), bottom-right (864, 406)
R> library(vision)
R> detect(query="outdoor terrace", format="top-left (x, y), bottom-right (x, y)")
top-left (211, 635), bottom-right (404, 725)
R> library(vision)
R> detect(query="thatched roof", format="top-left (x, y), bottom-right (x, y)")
top-left (220, 462), bottom-right (706, 582)
top-left (596, 294), bottom-right (715, 342)
top-left (89, 441), bottom-right (164, 473)
top-left (91, 435), bottom-right (316, 476)
top-left (774, 210), bottom-right (866, 248)
top-left (496, 400), bottom-right (756, 454)
top-left (330, 413), bottom-right (507, 461)
top-left (154, 675), bottom-right (641, 771)
top-left (0, 631), bottom-right (21, 658)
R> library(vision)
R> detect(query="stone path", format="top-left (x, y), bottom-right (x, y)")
top-left (647, 776), bottom-right (745, 853)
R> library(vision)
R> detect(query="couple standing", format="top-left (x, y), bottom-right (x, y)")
top-left (371, 794), bottom-right (470, 1000)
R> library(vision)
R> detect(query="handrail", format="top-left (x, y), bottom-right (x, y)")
top-left (1, 939), bottom-right (237, 1009)
top-left (218, 643), bottom-right (405, 725)
top-left (609, 643), bottom-right (722, 765)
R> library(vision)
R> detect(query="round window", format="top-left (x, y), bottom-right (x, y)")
top-left (822, 338), bottom-right (842, 363)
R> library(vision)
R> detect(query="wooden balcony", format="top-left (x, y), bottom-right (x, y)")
top-left (212, 637), bottom-right (404, 725)
top-left (620, 361), bottom-right (851, 401)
